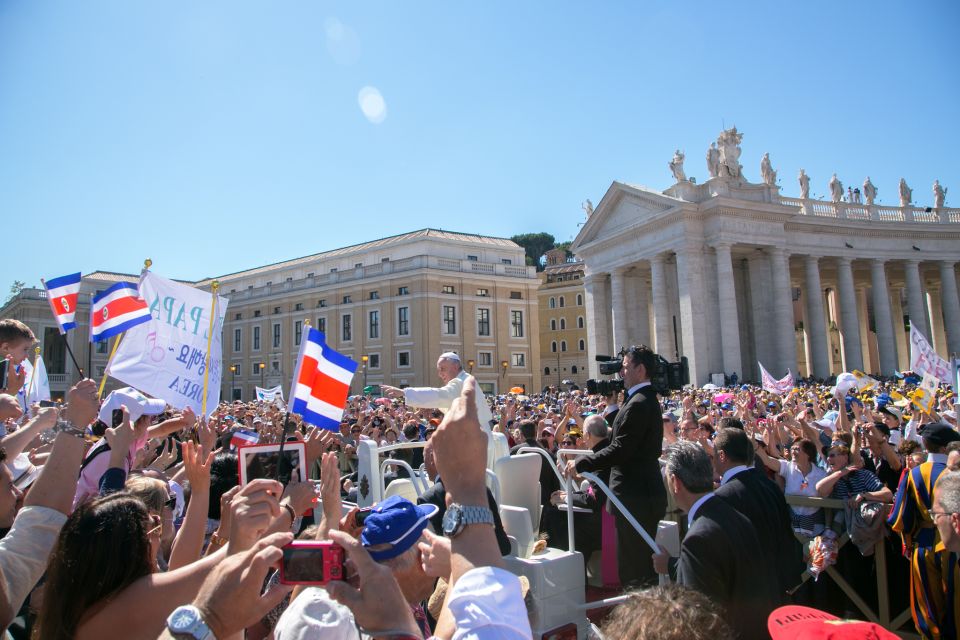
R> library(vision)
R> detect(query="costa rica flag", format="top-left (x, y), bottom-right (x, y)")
top-left (90, 282), bottom-right (152, 343)
top-left (41, 272), bottom-right (82, 334)
top-left (230, 429), bottom-right (260, 449)
top-left (290, 327), bottom-right (358, 431)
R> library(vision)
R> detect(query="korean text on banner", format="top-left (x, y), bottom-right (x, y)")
top-left (107, 271), bottom-right (228, 416)
top-left (909, 324), bottom-right (952, 383)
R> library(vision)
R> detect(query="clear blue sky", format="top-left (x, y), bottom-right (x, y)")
top-left (2, 1), bottom-right (957, 293)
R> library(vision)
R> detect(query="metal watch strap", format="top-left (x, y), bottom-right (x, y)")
top-left (55, 417), bottom-right (85, 438)
top-left (460, 505), bottom-right (495, 527)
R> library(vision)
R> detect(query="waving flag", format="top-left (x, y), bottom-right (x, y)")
top-left (290, 327), bottom-right (358, 431)
top-left (90, 282), bottom-right (151, 343)
top-left (759, 361), bottom-right (794, 395)
top-left (41, 272), bottom-right (81, 333)
top-left (230, 429), bottom-right (260, 449)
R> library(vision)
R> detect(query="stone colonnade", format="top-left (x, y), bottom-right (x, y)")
top-left (585, 248), bottom-right (960, 383)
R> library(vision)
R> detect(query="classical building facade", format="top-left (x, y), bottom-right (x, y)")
top-left (572, 129), bottom-right (960, 384)
top-left (537, 250), bottom-right (589, 389)
top-left (1, 230), bottom-right (542, 400)
top-left (199, 229), bottom-right (542, 400)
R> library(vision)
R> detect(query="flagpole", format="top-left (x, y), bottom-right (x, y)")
top-left (97, 334), bottom-right (124, 399)
top-left (275, 318), bottom-right (309, 483)
top-left (200, 280), bottom-right (219, 420)
top-left (26, 346), bottom-right (40, 400)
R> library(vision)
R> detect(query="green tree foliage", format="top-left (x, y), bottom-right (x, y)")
top-left (510, 233), bottom-right (556, 270)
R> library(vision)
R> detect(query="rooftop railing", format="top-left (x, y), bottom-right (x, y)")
top-left (780, 196), bottom-right (960, 224)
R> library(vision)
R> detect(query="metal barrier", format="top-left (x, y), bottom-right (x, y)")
top-left (784, 495), bottom-right (913, 635)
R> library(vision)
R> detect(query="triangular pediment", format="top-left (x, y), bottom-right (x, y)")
top-left (572, 181), bottom-right (682, 251)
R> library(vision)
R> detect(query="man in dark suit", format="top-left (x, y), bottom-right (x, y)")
top-left (713, 427), bottom-right (804, 602)
top-left (564, 345), bottom-right (667, 587)
top-left (654, 441), bottom-right (778, 640)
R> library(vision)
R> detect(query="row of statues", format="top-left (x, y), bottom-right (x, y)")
top-left (666, 128), bottom-right (949, 208)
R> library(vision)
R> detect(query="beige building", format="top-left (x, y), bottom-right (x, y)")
top-left (537, 250), bottom-right (589, 389)
top-left (198, 229), bottom-right (542, 400)
top-left (2, 229), bottom-right (542, 401)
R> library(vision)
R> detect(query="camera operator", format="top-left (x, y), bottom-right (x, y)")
top-left (563, 345), bottom-right (667, 588)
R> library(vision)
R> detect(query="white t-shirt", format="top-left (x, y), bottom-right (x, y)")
top-left (778, 459), bottom-right (826, 516)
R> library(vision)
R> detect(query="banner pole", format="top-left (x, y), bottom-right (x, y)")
top-left (97, 333), bottom-right (124, 399)
top-left (200, 280), bottom-right (220, 419)
top-left (26, 346), bottom-right (40, 400)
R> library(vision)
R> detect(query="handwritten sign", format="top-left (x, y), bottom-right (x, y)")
top-left (107, 270), bottom-right (228, 416)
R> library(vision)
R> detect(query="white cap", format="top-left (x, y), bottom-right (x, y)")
top-left (273, 587), bottom-right (359, 640)
top-left (438, 352), bottom-right (461, 363)
top-left (97, 386), bottom-right (166, 425)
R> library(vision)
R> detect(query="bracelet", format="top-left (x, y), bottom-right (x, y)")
top-left (282, 502), bottom-right (297, 523)
top-left (55, 418), bottom-right (86, 438)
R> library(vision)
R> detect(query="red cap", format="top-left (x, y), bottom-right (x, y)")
top-left (768, 606), bottom-right (899, 640)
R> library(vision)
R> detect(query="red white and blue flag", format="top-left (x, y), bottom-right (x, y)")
top-left (90, 282), bottom-right (152, 343)
top-left (41, 272), bottom-right (82, 334)
top-left (290, 327), bottom-right (358, 431)
top-left (230, 429), bottom-right (260, 449)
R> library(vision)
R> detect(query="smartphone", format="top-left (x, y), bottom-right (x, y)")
top-left (279, 541), bottom-right (346, 585)
top-left (39, 400), bottom-right (58, 408)
top-left (354, 506), bottom-right (373, 528)
top-left (0, 360), bottom-right (7, 391)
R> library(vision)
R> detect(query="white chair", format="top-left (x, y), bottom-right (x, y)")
top-left (494, 453), bottom-right (543, 531)
top-left (500, 505), bottom-right (536, 558)
top-left (383, 478), bottom-right (419, 504)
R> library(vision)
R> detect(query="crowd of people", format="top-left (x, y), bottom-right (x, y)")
top-left (1, 315), bottom-right (959, 639)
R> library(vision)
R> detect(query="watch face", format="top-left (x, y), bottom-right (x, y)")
top-left (442, 506), bottom-right (461, 535)
top-left (169, 607), bottom-right (199, 632)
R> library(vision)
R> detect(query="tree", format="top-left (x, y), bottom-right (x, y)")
top-left (5, 280), bottom-right (25, 304)
top-left (510, 233), bottom-right (555, 271)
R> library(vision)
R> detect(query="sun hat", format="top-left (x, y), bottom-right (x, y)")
top-left (360, 496), bottom-right (439, 562)
top-left (97, 387), bottom-right (166, 425)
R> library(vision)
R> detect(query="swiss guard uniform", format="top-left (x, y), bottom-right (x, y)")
top-left (890, 424), bottom-right (960, 640)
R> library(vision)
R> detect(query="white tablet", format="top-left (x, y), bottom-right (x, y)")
top-left (237, 442), bottom-right (307, 486)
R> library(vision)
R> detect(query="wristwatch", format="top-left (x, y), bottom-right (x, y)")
top-left (442, 503), bottom-right (495, 538)
top-left (55, 417), bottom-right (85, 438)
top-left (166, 605), bottom-right (214, 639)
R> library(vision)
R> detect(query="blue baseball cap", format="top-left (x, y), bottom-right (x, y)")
top-left (360, 496), bottom-right (439, 562)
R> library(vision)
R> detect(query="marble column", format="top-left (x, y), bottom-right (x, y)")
top-left (890, 288), bottom-right (909, 371)
top-left (857, 286), bottom-right (874, 372)
top-left (904, 260), bottom-right (930, 337)
top-left (649, 255), bottom-right (672, 357)
top-left (870, 259), bottom-right (898, 375)
top-left (675, 246), bottom-right (709, 384)
top-left (629, 274), bottom-right (652, 346)
top-left (768, 247), bottom-right (797, 376)
top-left (714, 243), bottom-right (743, 378)
top-left (835, 257), bottom-right (864, 372)
top-left (747, 253), bottom-right (773, 378)
top-left (939, 261), bottom-right (960, 355)
top-left (928, 289), bottom-right (948, 356)
top-left (803, 256), bottom-right (830, 378)
top-left (610, 267), bottom-right (629, 351)
top-left (583, 272), bottom-right (610, 378)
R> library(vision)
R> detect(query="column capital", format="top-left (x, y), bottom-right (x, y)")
top-left (582, 271), bottom-right (606, 285)
top-left (611, 265), bottom-right (629, 277)
top-left (648, 253), bottom-right (668, 266)
top-left (870, 258), bottom-right (888, 268)
top-left (836, 256), bottom-right (853, 267)
top-left (903, 258), bottom-right (922, 268)
top-left (713, 241), bottom-right (734, 252)
top-left (767, 246), bottom-right (790, 258)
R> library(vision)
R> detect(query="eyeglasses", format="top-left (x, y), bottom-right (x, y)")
top-left (165, 494), bottom-right (177, 511)
top-left (931, 511), bottom-right (956, 520)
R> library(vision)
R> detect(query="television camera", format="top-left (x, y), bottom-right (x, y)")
top-left (585, 348), bottom-right (689, 397)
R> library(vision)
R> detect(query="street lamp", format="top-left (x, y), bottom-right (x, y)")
top-left (500, 360), bottom-right (509, 377)
top-left (361, 355), bottom-right (369, 389)
top-left (257, 362), bottom-right (265, 389)
top-left (467, 359), bottom-right (475, 373)
top-left (229, 365), bottom-right (237, 400)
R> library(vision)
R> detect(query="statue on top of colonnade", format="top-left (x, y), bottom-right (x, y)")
top-left (829, 174), bottom-right (843, 203)
top-left (706, 142), bottom-right (720, 179)
top-left (798, 169), bottom-right (811, 199)
top-left (863, 177), bottom-right (877, 205)
top-left (582, 199), bottom-right (594, 218)
top-left (716, 127), bottom-right (744, 179)
top-left (899, 179), bottom-right (913, 207)
top-left (668, 149), bottom-right (687, 182)
top-left (933, 180), bottom-right (947, 208)
top-left (760, 153), bottom-right (777, 186)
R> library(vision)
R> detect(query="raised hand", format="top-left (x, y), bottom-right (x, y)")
top-left (196, 420), bottom-right (217, 457)
top-left (104, 405), bottom-right (135, 453)
top-left (182, 441), bottom-right (214, 493)
top-left (227, 479), bottom-right (283, 554)
top-left (418, 529), bottom-right (452, 579)
top-left (62, 379), bottom-right (99, 427)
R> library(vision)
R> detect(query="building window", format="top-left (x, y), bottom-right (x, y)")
top-left (544, 367), bottom-right (551, 376)
top-left (271, 360), bottom-right (280, 372)
top-left (398, 286), bottom-right (409, 296)
top-left (273, 306), bottom-right (281, 315)
top-left (234, 313), bottom-right (242, 320)
top-left (368, 310), bottom-right (379, 339)
top-left (559, 318), bottom-right (566, 330)
top-left (343, 295), bottom-right (352, 304)
top-left (551, 341), bottom-right (557, 353)
top-left (272, 323), bottom-right (281, 348)
top-left (97, 340), bottom-right (109, 354)
top-left (355, 263), bottom-right (362, 269)
top-left (294, 303), bottom-right (303, 311)
top-left (398, 351), bottom-right (411, 368)
top-left (369, 291), bottom-right (379, 300)
top-left (442, 306), bottom-right (456, 335)
top-left (317, 317), bottom-right (326, 334)
top-left (561, 340), bottom-right (567, 352)
top-left (549, 297), bottom-right (555, 309)
top-left (307, 272), bottom-right (314, 278)
top-left (398, 307), bottom-right (409, 336)
top-left (294, 320), bottom-right (302, 346)
top-left (368, 353), bottom-right (380, 369)
top-left (509, 291), bottom-right (522, 299)
top-left (234, 328), bottom-right (242, 352)
top-left (477, 308), bottom-right (490, 336)
top-left (510, 310), bottom-right (523, 338)
top-left (442, 285), bottom-right (455, 294)
top-left (231, 362), bottom-right (242, 377)
top-left (254, 310), bottom-right (261, 318)
top-left (502, 259), bottom-right (512, 265)
top-left (467, 255), bottom-right (478, 261)
top-left (577, 316), bottom-right (584, 329)
top-left (511, 353), bottom-right (525, 367)
top-left (318, 299), bottom-right (327, 308)
top-left (342, 314), bottom-right (352, 342)
top-left (478, 352), bottom-right (492, 367)
top-left (577, 293), bottom-right (583, 306)
top-left (572, 365), bottom-right (578, 373)
top-left (579, 339), bottom-right (585, 351)
top-left (550, 319), bottom-right (557, 331)
top-left (252, 326), bottom-right (261, 351)
top-left (559, 296), bottom-right (565, 308)
top-left (476, 288), bottom-right (488, 297)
